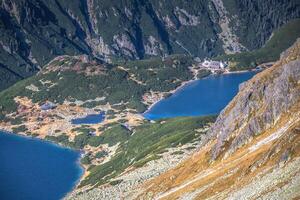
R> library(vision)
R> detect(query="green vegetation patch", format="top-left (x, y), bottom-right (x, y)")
top-left (215, 19), bottom-right (300, 70)
top-left (0, 55), bottom-right (194, 116)
top-left (12, 125), bottom-right (27, 133)
top-left (45, 133), bottom-right (73, 147)
top-left (197, 69), bottom-right (212, 79)
top-left (80, 115), bottom-right (216, 187)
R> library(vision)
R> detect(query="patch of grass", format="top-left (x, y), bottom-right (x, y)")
top-left (46, 124), bottom-right (131, 150)
top-left (10, 117), bottom-right (24, 125)
top-left (95, 151), bottom-right (109, 159)
top-left (80, 115), bottom-right (216, 187)
top-left (0, 55), bottom-right (194, 116)
top-left (45, 133), bottom-right (72, 147)
top-left (185, 146), bottom-right (196, 151)
top-left (109, 180), bottom-right (123, 186)
top-left (98, 124), bottom-right (131, 146)
top-left (81, 155), bottom-right (92, 165)
top-left (30, 133), bottom-right (39, 137)
top-left (12, 125), bottom-right (27, 133)
top-left (171, 150), bottom-right (185, 155)
top-left (197, 69), bottom-right (212, 79)
top-left (72, 127), bottom-right (96, 135)
top-left (134, 154), bottom-right (162, 168)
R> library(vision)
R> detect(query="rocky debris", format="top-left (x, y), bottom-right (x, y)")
top-left (162, 15), bottom-right (176, 29)
top-left (86, 37), bottom-right (111, 60)
top-left (135, 108), bottom-right (300, 199)
top-left (144, 36), bottom-right (163, 56)
top-left (211, 0), bottom-right (246, 54)
top-left (25, 84), bottom-right (39, 92)
top-left (124, 7), bottom-right (132, 19)
top-left (1, 0), bottom-right (20, 23)
top-left (66, 143), bottom-right (201, 200)
top-left (112, 34), bottom-right (138, 59)
top-left (209, 39), bottom-right (300, 160)
top-left (226, 157), bottom-right (300, 200)
top-left (0, 42), bottom-right (11, 54)
top-left (174, 7), bottom-right (200, 26)
top-left (86, 0), bottom-right (99, 34)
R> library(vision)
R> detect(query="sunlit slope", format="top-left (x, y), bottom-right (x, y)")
top-left (137, 39), bottom-right (300, 200)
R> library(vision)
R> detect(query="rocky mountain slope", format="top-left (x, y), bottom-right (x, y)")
top-left (130, 39), bottom-right (300, 199)
top-left (0, 53), bottom-right (216, 197)
top-left (1, 0), bottom-right (300, 90)
top-left (0, 49), bottom-right (220, 200)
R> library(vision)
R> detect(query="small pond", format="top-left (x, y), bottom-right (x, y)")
top-left (71, 112), bottom-right (105, 124)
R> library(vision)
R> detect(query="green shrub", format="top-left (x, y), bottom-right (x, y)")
top-left (81, 155), bottom-right (91, 165)
top-left (12, 125), bottom-right (27, 133)
top-left (95, 151), bottom-right (109, 159)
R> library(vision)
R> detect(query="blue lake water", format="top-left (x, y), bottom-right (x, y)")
top-left (0, 71), bottom-right (257, 199)
top-left (71, 112), bottom-right (105, 124)
top-left (0, 131), bottom-right (83, 200)
top-left (143, 71), bottom-right (257, 120)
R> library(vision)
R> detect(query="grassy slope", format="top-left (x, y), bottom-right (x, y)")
top-left (214, 19), bottom-right (300, 70)
top-left (44, 116), bottom-right (216, 187)
top-left (0, 55), bottom-right (194, 118)
top-left (0, 53), bottom-right (215, 187)
top-left (80, 115), bottom-right (216, 187)
top-left (45, 124), bottom-right (131, 150)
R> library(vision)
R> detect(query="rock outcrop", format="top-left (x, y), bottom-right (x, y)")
top-left (135, 39), bottom-right (300, 200)
top-left (209, 38), bottom-right (300, 160)
top-left (1, 0), bottom-right (300, 90)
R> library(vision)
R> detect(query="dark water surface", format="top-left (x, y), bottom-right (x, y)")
top-left (0, 131), bottom-right (82, 200)
top-left (71, 112), bottom-right (105, 125)
top-left (144, 72), bottom-right (257, 120)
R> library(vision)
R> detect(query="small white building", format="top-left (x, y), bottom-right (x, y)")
top-left (201, 60), bottom-right (226, 69)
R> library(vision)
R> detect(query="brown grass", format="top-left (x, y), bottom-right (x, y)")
top-left (137, 103), bottom-right (300, 199)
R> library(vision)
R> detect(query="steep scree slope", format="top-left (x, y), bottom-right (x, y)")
top-left (135, 39), bottom-right (300, 199)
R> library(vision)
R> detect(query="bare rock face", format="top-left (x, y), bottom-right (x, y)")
top-left (174, 7), bottom-right (201, 26)
top-left (209, 39), bottom-right (300, 160)
top-left (112, 34), bottom-right (138, 58)
top-left (1, 0), bottom-right (300, 91)
top-left (133, 39), bottom-right (300, 200)
top-left (144, 36), bottom-right (163, 56)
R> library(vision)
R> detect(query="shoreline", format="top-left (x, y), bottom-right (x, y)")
top-left (223, 68), bottom-right (262, 74)
top-left (0, 129), bottom-right (85, 199)
top-left (143, 78), bottom-right (196, 115)
top-left (142, 68), bottom-right (259, 117)
top-left (0, 67), bottom-right (264, 198)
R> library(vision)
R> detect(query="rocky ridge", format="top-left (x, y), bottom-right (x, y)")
top-left (66, 141), bottom-right (206, 200)
top-left (209, 38), bottom-right (300, 160)
top-left (133, 39), bottom-right (300, 199)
